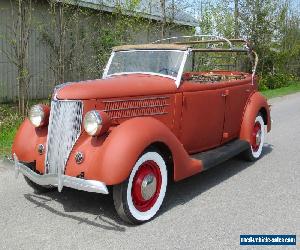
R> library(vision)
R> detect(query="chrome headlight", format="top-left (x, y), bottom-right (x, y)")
top-left (83, 110), bottom-right (103, 136)
top-left (83, 110), bottom-right (110, 136)
top-left (29, 104), bottom-right (49, 128)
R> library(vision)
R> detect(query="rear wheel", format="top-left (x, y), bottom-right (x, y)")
top-left (243, 114), bottom-right (265, 161)
top-left (113, 151), bottom-right (168, 224)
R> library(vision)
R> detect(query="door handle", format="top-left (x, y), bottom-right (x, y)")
top-left (222, 90), bottom-right (229, 97)
top-left (245, 89), bottom-right (251, 92)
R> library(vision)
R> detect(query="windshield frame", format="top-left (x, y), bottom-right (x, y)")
top-left (102, 49), bottom-right (190, 88)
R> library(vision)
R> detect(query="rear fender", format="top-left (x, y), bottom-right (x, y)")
top-left (240, 91), bottom-right (271, 143)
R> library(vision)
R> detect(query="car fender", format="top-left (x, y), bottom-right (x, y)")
top-left (12, 119), bottom-right (48, 164)
top-left (76, 117), bottom-right (202, 185)
top-left (239, 91), bottom-right (271, 143)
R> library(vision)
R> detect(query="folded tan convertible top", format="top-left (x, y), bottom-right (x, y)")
top-left (113, 44), bottom-right (190, 51)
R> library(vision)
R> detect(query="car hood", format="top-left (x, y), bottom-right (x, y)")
top-left (56, 74), bottom-right (177, 100)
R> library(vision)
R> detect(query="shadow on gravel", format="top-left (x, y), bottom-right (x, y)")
top-left (160, 143), bottom-right (273, 215)
top-left (23, 189), bottom-right (127, 231)
top-left (23, 143), bottom-right (273, 229)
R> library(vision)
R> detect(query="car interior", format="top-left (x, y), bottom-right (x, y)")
top-left (153, 35), bottom-right (257, 84)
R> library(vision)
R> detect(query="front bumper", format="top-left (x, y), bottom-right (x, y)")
top-left (14, 154), bottom-right (109, 194)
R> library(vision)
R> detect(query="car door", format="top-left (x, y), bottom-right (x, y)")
top-left (222, 80), bottom-right (254, 143)
top-left (178, 81), bottom-right (226, 154)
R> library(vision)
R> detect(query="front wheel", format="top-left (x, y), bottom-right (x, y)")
top-left (113, 151), bottom-right (168, 224)
top-left (242, 114), bottom-right (265, 161)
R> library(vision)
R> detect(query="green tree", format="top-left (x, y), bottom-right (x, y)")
top-left (199, 0), bottom-right (235, 37)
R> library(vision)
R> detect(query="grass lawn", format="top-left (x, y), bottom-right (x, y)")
top-left (0, 99), bottom-right (49, 158)
top-left (0, 104), bottom-right (23, 158)
top-left (261, 81), bottom-right (300, 99)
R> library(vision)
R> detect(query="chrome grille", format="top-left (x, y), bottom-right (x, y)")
top-left (45, 100), bottom-right (83, 174)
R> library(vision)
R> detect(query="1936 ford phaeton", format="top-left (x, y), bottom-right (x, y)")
top-left (12, 36), bottom-right (271, 224)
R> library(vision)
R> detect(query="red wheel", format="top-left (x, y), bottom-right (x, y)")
top-left (251, 121), bottom-right (262, 152)
top-left (131, 160), bottom-right (162, 212)
top-left (243, 114), bottom-right (265, 161)
top-left (113, 151), bottom-right (168, 224)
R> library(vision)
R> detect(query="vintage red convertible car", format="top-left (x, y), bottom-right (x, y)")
top-left (12, 35), bottom-right (271, 224)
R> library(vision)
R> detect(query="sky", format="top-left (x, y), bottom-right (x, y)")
top-left (183, 0), bottom-right (300, 18)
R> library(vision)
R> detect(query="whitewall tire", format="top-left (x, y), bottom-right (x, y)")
top-left (243, 114), bottom-right (265, 161)
top-left (113, 151), bottom-right (168, 224)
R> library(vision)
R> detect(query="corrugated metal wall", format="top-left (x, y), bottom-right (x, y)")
top-left (0, 7), bottom-right (17, 103)
top-left (0, 1), bottom-right (56, 103)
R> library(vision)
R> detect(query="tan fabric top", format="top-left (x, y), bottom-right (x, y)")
top-left (113, 44), bottom-right (190, 51)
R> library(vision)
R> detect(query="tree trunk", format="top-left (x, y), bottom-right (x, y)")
top-left (58, 2), bottom-right (65, 83)
top-left (17, 0), bottom-right (31, 116)
top-left (160, 0), bottom-right (166, 39)
top-left (234, 0), bottom-right (240, 38)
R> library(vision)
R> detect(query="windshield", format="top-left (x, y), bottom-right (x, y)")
top-left (106, 50), bottom-right (185, 79)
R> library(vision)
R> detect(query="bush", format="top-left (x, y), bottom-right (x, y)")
top-left (258, 73), bottom-right (295, 90)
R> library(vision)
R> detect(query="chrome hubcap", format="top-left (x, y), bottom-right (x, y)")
top-left (256, 130), bottom-right (262, 146)
top-left (141, 174), bottom-right (157, 201)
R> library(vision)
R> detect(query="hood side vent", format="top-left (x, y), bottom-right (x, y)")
top-left (103, 96), bottom-right (169, 119)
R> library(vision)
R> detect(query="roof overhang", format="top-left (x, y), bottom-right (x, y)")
top-left (55, 0), bottom-right (198, 27)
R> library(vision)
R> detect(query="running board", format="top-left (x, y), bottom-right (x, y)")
top-left (190, 140), bottom-right (250, 171)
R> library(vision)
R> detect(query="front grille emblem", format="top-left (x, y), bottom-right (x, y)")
top-left (38, 144), bottom-right (45, 155)
top-left (75, 152), bottom-right (84, 164)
